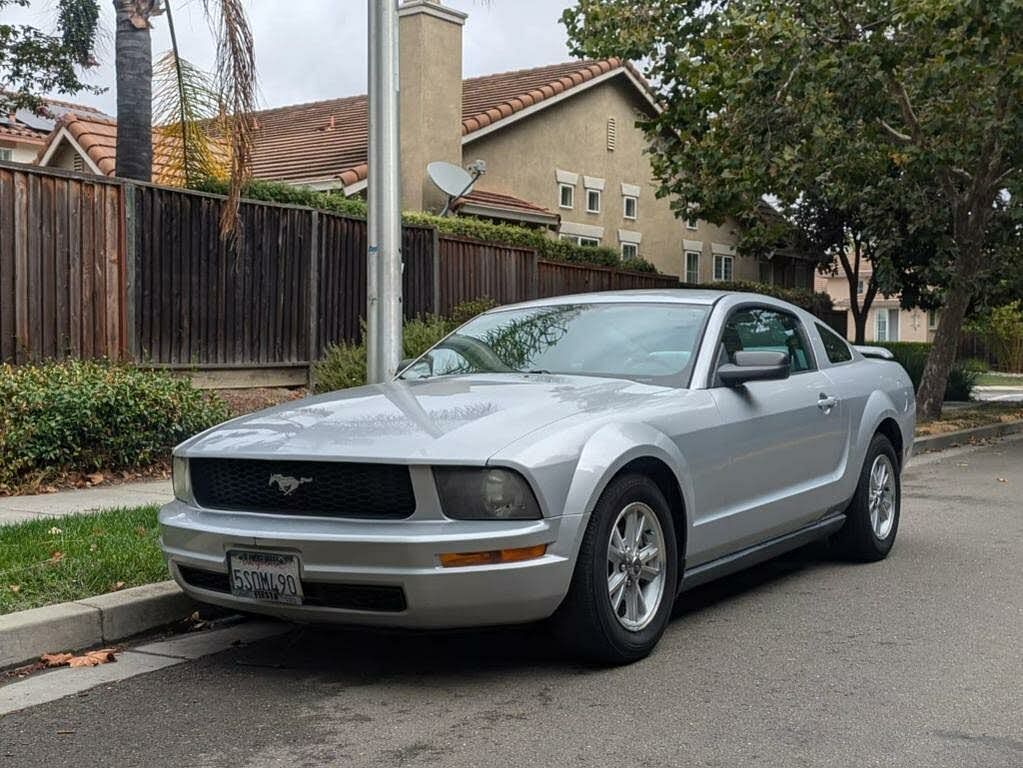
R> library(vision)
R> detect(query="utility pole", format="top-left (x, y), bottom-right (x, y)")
top-left (366, 0), bottom-right (403, 383)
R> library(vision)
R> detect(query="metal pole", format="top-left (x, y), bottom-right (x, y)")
top-left (367, 0), bottom-right (403, 383)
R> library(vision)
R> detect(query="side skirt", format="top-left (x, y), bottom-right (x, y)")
top-left (678, 513), bottom-right (846, 593)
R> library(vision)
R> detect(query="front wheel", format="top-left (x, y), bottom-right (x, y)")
top-left (832, 433), bottom-right (901, 561)
top-left (552, 474), bottom-right (678, 665)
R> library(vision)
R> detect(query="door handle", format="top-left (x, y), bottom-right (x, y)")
top-left (818, 394), bottom-right (839, 412)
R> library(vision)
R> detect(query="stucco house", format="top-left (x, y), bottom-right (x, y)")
top-left (34, 0), bottom-right (816, 286)
top-left (0, 98), bottom-right (108, 165)
top-left (816, 267), bottom-right (937, 343)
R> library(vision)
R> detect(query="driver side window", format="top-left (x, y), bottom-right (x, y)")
top-left (720, 307), bottom-right (814, 373)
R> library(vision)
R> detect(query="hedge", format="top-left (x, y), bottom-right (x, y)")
top-left (874, 342), bottom-right (981, 402)
top-left (193, 178), bottom-right (657, 273)
top-left (0, 361), bottom-right (229, 490)
top-left (682, 280), bottom-right (833, 316)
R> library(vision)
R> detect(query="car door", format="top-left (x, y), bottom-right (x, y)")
top-left (697, 305), bottom-right (847, 560)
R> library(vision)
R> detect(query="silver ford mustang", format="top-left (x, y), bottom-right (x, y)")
top-left (160, 290), bottom-right (915, 664)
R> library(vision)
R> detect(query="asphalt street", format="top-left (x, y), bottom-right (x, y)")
top-left (2, 437), bottom-right (1021, 768)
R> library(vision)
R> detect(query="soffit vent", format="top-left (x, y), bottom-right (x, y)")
top-left (607, 117), bottom-right (617, 151)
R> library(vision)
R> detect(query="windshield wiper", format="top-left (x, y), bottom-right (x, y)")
top-left (523, 369), bottom-right (552, 375)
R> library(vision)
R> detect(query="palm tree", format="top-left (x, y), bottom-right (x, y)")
top-left (113, 0), bottom-right (157, 181)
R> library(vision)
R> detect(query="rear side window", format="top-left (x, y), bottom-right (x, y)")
top-left (816, 323), bottom-right (853, 364)
top-left (721, 307), bottom-right (814, 372)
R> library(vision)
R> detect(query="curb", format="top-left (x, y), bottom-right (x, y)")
top-left (913, 419), bottom-right (1023, 454)
top-left (0, 581), bottom-right (195, 670)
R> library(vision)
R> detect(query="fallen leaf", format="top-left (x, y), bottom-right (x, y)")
top-left (8, 584), bottom-right (20, 594)
top-left (67, 649), bottom-right (116, 668)
top-left (110, 581), bottom-right (126, 592)
top-left (48, 551), bottom-right (64, 564)
top-left (40, 653), bottom-right (73, 667)
top-left (86, 472), bottom-right (104, 485)
top-left (997, 477), bottom-right (1007, 483)
top-left (48, 526), bottom-right (62, 536)
top-left (135, 526), bottom-right (148, 536)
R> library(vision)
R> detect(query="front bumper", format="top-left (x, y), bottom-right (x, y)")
top-left (159, 501), bottom-right (583, 628)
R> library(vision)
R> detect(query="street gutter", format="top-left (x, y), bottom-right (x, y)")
top-left (2, 418), bottom-right (1022, 672)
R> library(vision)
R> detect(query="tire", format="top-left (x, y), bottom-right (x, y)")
top-left (832, 433), bottom-right (901, 562)
top-left (552, 473), bottom-right (679, 665)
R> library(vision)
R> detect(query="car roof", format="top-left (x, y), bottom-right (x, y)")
top-left (493, 289), bottom-right (770, 312)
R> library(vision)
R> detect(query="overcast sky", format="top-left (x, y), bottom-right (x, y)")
top-left (6, 0), bottom-right (578, 115)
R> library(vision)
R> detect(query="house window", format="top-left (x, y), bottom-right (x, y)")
top-left (686, 218), bottom-right (698, 230)
top-left (559, 183), bottom-right (574, 210)
top-left (875, 310), bottom-right (889, 342)
top-left (857, 279), bottom-right (865, 294)
top-left (586, 189), bottom-right (601, 214)
top-left (0, 148), bottom-right (11, 162)
top-left (560, 234), bottom-right (580, 245)
top-left (928, 309), bottom-right (939, 329)
top-left (758, 259), bottom-right (773, 285)
top-left (713, 254), bottom-right (733, 282)
top-left (622, 242), bottom-right (638, 260)
top-left (623, 195), bottom-right (638, 220)
top-left (580, 236), bottom-right (600, 247)
top-left (685, 251), bottom-right (700, 284)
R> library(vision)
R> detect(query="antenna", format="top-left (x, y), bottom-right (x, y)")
top-left (428, 160), bottom-right (487, 217)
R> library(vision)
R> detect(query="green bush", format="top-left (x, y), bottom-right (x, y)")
top-left (0, 361), bottom-right (229, 489)
top-left (313, 300), bottom-right (497, 394)
top-left (682, 280), bottom-right (833, 316)
top-left (193, 177), bottom-right (658, 273)
top-left (875, 342), bottom-right (982, 402)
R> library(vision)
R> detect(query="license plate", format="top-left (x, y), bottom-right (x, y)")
top-left (228, 551), bottom-right (303, 605)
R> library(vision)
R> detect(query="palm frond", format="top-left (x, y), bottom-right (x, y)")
top-left (202, 0), bottom-right (257, 240)
top-left (152, 50), bottom-right (229, 186)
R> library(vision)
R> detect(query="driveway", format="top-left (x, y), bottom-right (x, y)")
top-left (2, 437), bottom-right (1021, 768)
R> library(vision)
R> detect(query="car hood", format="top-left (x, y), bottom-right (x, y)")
top-left (179, 374), bottom-right (670, 463)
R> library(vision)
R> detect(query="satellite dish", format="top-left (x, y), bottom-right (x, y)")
top-left (428, 161), bottom-right (476, 198)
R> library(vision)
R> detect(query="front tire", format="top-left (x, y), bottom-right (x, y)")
top-left (552, 474), bottom-right (678, 665)
top-left (833, 433), bottom-right (901, 561)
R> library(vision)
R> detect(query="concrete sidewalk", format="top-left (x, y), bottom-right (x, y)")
top-left (0, 480), bottom-right (172, 526)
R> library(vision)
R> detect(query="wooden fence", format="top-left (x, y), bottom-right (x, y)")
top-left (1, 162), bottom-right (683, 379)
top-left (0, 165), bottom-right (127, 364)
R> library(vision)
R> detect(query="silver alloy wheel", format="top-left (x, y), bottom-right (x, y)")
top-left (606, 501), bottom-right (667, 631)
top-left (868, 454), bottom-right (897, 540)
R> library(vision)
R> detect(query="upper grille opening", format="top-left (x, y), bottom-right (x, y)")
top-left (189, 458), bottom-right (416, 519)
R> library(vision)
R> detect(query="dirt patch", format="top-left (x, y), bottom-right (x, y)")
top-left (916, 403), bottom-right (1023, 437)
top-left (218, 387), bottom-right (308, 418)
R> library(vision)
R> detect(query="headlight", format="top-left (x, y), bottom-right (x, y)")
top-left (172, 455), bottom-right (192, 503)
top-left (433, 467), bottom-right (541, 520)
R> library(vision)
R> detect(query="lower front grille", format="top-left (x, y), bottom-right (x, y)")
top-left (177, 565), bottom-right (407, 613)
top-left (189, 458), bottom-right (416, 519)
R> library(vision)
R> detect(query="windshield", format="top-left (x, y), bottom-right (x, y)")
top-left (400, 302), bottom-right (710, 386)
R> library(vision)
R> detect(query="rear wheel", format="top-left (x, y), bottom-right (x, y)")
top-left (552, 474), bottom-right (678, 665)
top-left (833, 433), bottom-right (901, 561)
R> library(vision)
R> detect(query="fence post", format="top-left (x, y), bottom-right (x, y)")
top-left (307, 209), bottom-right (320, 389)
top-left (122, 182), bottom-right (138, 362)
top-left (432, 227), bottom-right (441, 315)
top-left (529, 249), bottom-right (540, 300)
top-left (12, 172), bottom-right (28, 363)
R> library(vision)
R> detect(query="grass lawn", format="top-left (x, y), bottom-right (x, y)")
top-left (976, 372), bottom-right (1023, 387)
top-left (916, 403), bottom-right (1023, 437)
top-left (0, 506), bottom-right (166, 615)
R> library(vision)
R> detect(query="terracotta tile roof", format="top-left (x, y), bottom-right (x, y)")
top-left (36, 112), bottom-right (195, 185)
top-left (0, 123), bottom-right (46, 144)
top-left (1, 96), bottom-right (107, 145)
top-left (247, 58), bottom-right (632, 187)
top-left (453, 189), bottom-right (559, 225)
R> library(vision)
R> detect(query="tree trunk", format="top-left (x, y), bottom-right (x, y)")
top-left (916, 271), bottom-right (975, 421)
top-left (114, 0), bottom-right (153, 182)
top-left (852, 310), bottom-right (868, 345)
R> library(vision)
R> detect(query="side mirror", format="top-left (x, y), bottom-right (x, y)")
top-left (717, 350), bottom-right (791, 387)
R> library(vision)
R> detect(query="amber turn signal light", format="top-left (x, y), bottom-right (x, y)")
top-left (438, 544), bottom-right (547, 568)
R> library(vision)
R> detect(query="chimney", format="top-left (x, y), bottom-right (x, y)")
top-left (398, 0), bottom-right (467, 212)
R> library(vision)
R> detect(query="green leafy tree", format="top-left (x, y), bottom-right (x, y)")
top-left (564, 0), bottom-right (1022, 419)
top-left (0, 0), bottom-right (102, 113)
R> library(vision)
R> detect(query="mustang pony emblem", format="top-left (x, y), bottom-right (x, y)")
top-left (268, 474), bottom-right (313, 496)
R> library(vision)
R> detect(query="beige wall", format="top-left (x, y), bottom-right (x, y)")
top-left (818, 269), bottom-right (936, 342)
top-left (463, 77), bottom-right (746, 281)
top-left (0, 140), bottom-right (41, 164)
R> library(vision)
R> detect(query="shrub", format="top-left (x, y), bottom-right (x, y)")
top-left (875, 342), bottom-right (981, 402)
top-left (0, 361), bottom-right (229, 489)
top-left (682, 280), bottom-right (833, 316)
top-left (968, 301), bottom-right (1023, 373)
top-left (313, 300), bottom-right (497, 394)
